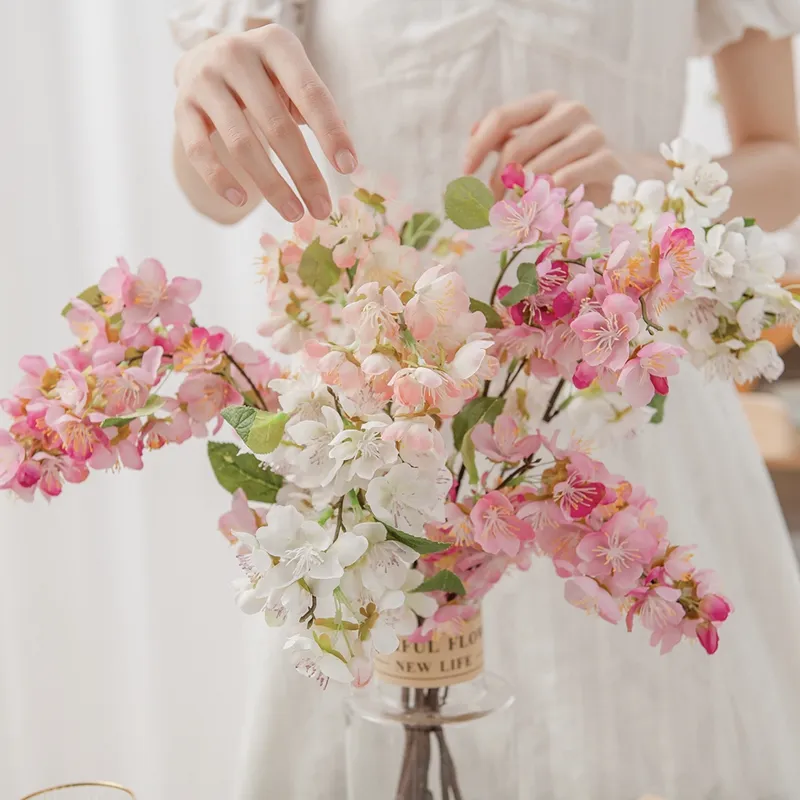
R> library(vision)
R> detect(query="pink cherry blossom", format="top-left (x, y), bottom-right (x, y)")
top-left (470, 490), bottom-right (534, 557)
top-left (122, 259), bottom-right (200, 327)
top-left (405, 266), bottom-right (470, 341)
top-left (471, 415), bottom-right (540, 463)
top-left (178, 373), bottom-right (243, 424)
top-left (553, 464), bottom-right (606, 519)
top-left (571, 293), bottom-right (640, 370)
top-left (218, 488), bottom-right (260, 544)
top-left (318, 196), bottom-right (376, 268)
top-left (626, 584), bottom-right (685, 634)
top-left (564, 576), bottom-right (621, 624)
top-left (171, 326), bottom-right (228, 372)
top-left (489, 176), bottom-right (564, 251)
top-left (0, 430), bottom-right (24, 487)
top-left (576, 510), bottom-right (657, 589)
top-left (618, 342), bottom-right (686, 406)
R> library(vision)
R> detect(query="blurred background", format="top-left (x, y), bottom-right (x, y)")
top-left (1, 3), bottom-right (798, 799)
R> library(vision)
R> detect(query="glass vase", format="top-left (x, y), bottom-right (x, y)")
top-left (345, 611), bottom-right (517, 800)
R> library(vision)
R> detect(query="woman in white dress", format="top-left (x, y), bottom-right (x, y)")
top-left (170, 2), bottom-right (800, 798)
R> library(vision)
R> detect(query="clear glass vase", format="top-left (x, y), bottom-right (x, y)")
top-left (344, 612), bottom-right (517, 800)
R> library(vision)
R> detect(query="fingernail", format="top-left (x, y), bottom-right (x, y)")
top-left (309, 194), bottom-right (332, 220)
top-left (282, 199), bottom-right (304, 222)
top-left (225, 188), bottom-right (246, 207)
top-left (334, 149), bottom-right (357, 174)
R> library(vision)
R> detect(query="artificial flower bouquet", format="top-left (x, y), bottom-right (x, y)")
top-left (2, 139), bottom-right (796, 693)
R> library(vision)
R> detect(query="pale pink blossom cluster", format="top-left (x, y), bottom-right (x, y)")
top-left (0, 258), bottom-right (280, 500)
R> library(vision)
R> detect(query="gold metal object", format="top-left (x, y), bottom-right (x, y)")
top-left (20, 782), bottom-right (135, 799)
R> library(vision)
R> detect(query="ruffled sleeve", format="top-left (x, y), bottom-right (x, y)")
top-left (170, 0), bottom-right (306, 50)
top-left (696, 0), bottom-right (800, 55)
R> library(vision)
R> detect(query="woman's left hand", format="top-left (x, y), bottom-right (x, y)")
top-left (463, 91), bottom-right (624, 203)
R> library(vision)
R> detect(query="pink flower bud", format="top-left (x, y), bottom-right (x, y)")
top-left (697, 621), bottom-right (719, 655)
top-left (700, 594), bottom-right (731, 623)
top-left (500, 162), bottom-right (526, 190)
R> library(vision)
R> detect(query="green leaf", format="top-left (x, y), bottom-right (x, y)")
top-left (383, 522), bottom-right (450, 555)
top-left (248, 412), bottom-right (290, 454)
top-left (221, 406), bottom-right (257, 441)
top-left (207, 441), bottom-right (283, 503)
top-left (516, 262), bottom-right (538, 286)
top-left (460, 431), bottom-right (479, 485)
top-left (743, 217), bottom-right (756, 228)
top-left (469, 297), bottom-right (503, 329)
top-left (100, 395), bottom-right (166, 428)
top-left (444, 176), bottom-right (494, 230)
top-left (61, 284), bottom-right (105, 317)
top-left (500, 262), bottom-right (539, 307)
top-left (299, 240), bottom-right (341, 296)
top-left (353, 188), bottom-right (387, 214)
top-left (222, 406), bottom-right (290, 455)
top-left (452, 396), bottom-right (505, 450)
top-left (401, 212), bottom-right (441, 249)
top-left (413, 569), bottom-right (466, 596)
top-left (648, 393), bottom-right (667, 424)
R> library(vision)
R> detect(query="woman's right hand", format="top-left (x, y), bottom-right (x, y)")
top-left (174, 23), bottom-right (357, 222)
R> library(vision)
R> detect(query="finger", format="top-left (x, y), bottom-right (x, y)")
top-left (196, 81), bottom-right (304, 222)
top-left (463, 91), bottom-right (557, 175)
top-left (224, 52), bottom-right (331, 219)
top-left (489, 102), bottom-right (592, 193)
top-left (260, 26), bottom-right (358, 174)
top-left (176, 101), bottom-right (247, 207)
top-left (525, 124), bottom-right (604, 177)
top-left (552, 148), bottom-right (615, 194)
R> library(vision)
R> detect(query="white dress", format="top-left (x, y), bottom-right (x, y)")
top-left (172, 2), bottom-right (800, 798)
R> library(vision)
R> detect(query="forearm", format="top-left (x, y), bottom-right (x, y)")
top-left (624, 139), bottom-right (800, 232)
top-left (172, 131), bottom-right (262, 225)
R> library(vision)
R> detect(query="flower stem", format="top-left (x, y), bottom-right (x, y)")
top-left (542, 378), bottom-right (566, 423)
top-left (639, 297), bottom-right (663, 333)
top-left (489, 249), bottom-right (522, 305)
top-left (333, 496), bottom-right (345, 542)
top-left (225, 350), bottom-right (268, 410)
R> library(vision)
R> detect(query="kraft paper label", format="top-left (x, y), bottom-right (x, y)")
top-left (374, 612), bottom-right (484, 688)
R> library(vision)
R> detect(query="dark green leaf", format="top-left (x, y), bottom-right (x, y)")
top-left (299, 240), bottom-right (341, 296)
top-left (469, 297), bottom-right (503, 329)
top-left (743, 217), bottom-right (756, 228)
top-left (401, 212), bottom-right (441, 249)
top-left (384, 522), bottom-right (450, 555)
top-left (100, 395), bottom-right (166, 428)
top-left (61, 284), bottom-right (105, 317)
top-left (648, 393), bottom-right (667, 424)
top-left (413, 569), bottom-right (466, 596)
top-left (444, 176), bottom-right (494, 230)
top-left (207, 441), bottom-right (283, 503)
top-left (452, 396), bottom-right (505, 450)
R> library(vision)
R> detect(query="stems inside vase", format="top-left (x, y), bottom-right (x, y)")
top-left (394, 687), bottom-right (463, 800)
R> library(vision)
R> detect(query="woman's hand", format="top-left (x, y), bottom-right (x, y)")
top-left (174, 24), bottom-right (356, 221)
top-left (463, 91), bottom-right (624, 203)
